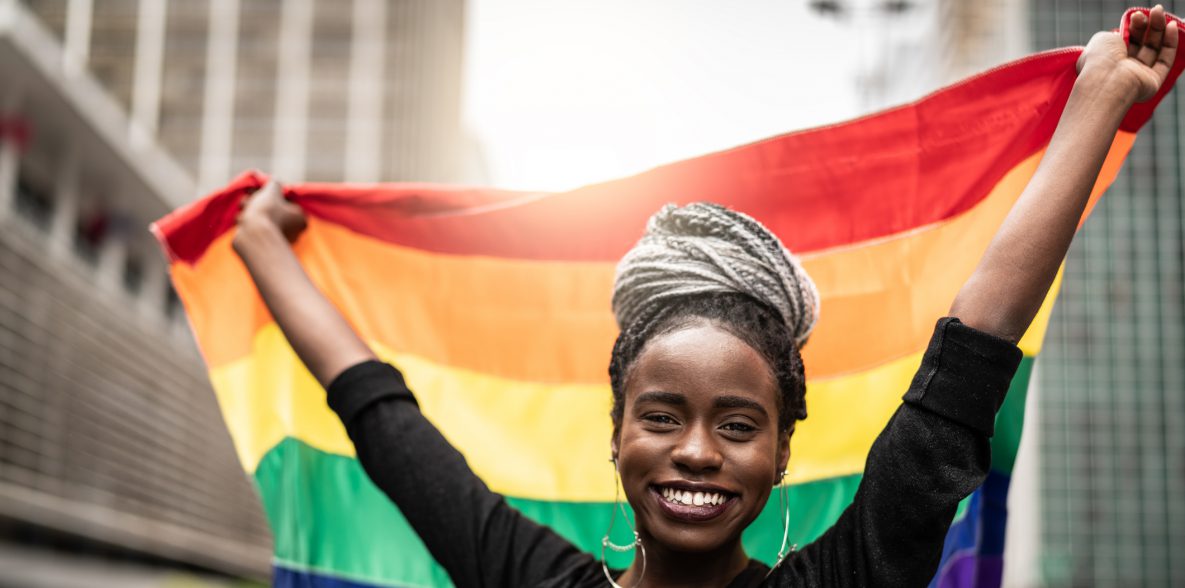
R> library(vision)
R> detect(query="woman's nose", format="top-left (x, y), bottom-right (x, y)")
top-left (670, 425), bottom-right (724, 473)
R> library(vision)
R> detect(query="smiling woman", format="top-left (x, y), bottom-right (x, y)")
top-left (226, 7), bottom-right (1180, 588)
top-left (602, 205), bottom-right (813, 582)
top-left (596, 204), bottom-right (1022, 587)
top-left (617, 321), bottom-right (788, 569)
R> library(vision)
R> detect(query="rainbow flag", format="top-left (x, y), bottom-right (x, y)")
top-left (154, 20), bottom-right (1181, 588)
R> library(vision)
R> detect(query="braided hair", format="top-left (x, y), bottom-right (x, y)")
top-left (608, 203), bottom-right (820, 434)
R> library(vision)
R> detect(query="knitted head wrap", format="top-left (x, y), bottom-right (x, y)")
top-left (612, 203), bottom-right (820, 346)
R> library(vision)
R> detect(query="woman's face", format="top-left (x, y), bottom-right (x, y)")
top-left (613, 320), bottom-right (790, 554)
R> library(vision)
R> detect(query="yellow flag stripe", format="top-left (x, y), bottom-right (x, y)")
top-left (210, 323), bottom-right (1053, 503)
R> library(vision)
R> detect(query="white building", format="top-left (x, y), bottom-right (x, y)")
top-left (1, 0), bottom-right (469, 585)
top-left (0, 0), bottom-right (271, 584)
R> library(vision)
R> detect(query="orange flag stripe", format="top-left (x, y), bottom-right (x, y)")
top-left (174, 132), bottom-right (1131, 382)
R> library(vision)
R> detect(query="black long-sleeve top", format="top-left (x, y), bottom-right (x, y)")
top-left (327, 317), bottom-right (1022, 587)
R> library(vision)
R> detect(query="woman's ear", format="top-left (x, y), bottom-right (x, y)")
top-left (610, 429), bottom-right (620, 463)
top-left (776, 426), bottom-right (792, 478)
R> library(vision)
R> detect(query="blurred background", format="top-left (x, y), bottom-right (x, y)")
top-left (0, 0), bottom-right (1180, 586)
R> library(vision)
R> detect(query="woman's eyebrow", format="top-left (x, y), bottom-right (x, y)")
top-left (714, 395), bottom-right (768, 416)
top-left (635, 391), bottom-right (685, 406)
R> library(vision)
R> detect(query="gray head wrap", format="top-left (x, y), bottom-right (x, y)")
top-left (612, 203), bottom-right (820, 345)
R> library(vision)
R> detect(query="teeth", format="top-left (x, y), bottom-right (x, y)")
top-left (659, 487), bottom-right (728, 507)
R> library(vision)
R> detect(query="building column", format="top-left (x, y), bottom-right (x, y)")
top-left (139, 252), bottom-right (168, 319)
top-left (63, 0), bottom-right (94, 75)
top-left (1003, 368), bottom-right (1042, 586)
top-left (271, 0), bottom-right (313, 181)
top-left (0, 138), bottom-right (15, 221)
top-left (0, 93), bottom-right (20, 220)
top-left (130, 0), bottom-right (168, 149)
top-left (96, 218), bottom-right (128, 293)
top-left (48, 154), bottom-right (79, 259)
top-left (345, 0), bottom-right (385, 183)
top-left (198, 0), bottom-right (240, 192)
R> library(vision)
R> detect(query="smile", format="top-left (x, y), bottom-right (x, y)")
top-left (650, 484), bottom-right (737, 522)
top-left (660, 486), bottom-right (728, 506)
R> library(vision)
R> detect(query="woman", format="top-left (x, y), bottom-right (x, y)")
top-left (232, 8), bottom-right (1177, 587)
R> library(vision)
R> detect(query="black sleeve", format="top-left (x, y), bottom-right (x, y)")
top-left (327, 361), bottom-right (595, 588)
top-left (769, 317), bottom-right (1023, 587)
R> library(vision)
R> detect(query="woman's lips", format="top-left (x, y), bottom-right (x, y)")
top-left (649, 485), bottom-right (736, 522)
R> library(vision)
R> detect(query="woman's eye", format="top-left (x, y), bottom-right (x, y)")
top-left (642, 414), bottom-right (677, 426)
top-left (721, 422), bottom-right (756, 433)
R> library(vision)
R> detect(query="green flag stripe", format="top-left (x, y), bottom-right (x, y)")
top-left (253, 358), bottom-right (1032, 587)
top-left (255, 437), bottom-right (857, 587)
top-left (989, 357), bottom-right (1034, 475)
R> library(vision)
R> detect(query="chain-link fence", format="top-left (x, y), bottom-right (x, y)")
top-left (1033, 1), bottom-right (1185, 586)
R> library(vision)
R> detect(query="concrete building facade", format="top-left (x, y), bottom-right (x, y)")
top-left (25, 0), bottom-right (468, 191)
top-left (0, 0), bottom-right (271, 583)
top-left (2, 0), bottom-right (468, 584)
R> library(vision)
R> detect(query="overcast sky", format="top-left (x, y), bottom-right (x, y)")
top-left (462, 0), bottom-right (865, 191)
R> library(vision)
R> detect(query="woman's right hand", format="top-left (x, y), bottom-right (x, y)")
top-left (229, 178), bottom-right (375, 386)
top-left (235, 180), bottom-right (308, 244)
top-left (1076, 5), bottom-right (1178, 102)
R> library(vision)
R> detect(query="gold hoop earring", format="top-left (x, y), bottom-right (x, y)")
top-left (602, 459), bottom-right (646, 588)
top-left (775, 470), bottom-right (796, 565)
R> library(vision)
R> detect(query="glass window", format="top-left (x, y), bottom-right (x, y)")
top-left (14, 176), bottom-right (54, 231)
top-left (164, 283), bottom-right (181, 320)
top-left (72, 209), bottom-right (108, 266)
top-left (122, 254), bottom-right (143, 296)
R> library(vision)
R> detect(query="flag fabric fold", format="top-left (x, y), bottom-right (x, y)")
top-left (154, 10), bottom-right (1181, 587)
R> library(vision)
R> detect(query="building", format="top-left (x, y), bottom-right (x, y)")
top-left (1, 0), bottom-right (468, 584)
top-left (805, 2), bottom-right (1185, 585)
top-left (0, 0), bottom-right (271, 584)
top-left (24, 0), bottom-right (469, 191)
top-left (1031, 1), bottom-right (1185, 585)
top-left (804, 0), bottom-right (1031, 113)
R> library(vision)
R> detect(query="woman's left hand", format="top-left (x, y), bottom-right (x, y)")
top-left (952, 6), bottom-right (1178, 342)
top-left (1077, 5), bottom-right (1178, 102)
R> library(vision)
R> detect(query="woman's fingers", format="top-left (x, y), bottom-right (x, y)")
top-left (1129, 10), bottom-right (1148, 58)
top-left (1135, 6), bottom-right (1167, 67)
top-left (257, 180), bottom-right (282, 202)
top-left (1153, 20), bottom-right (1179, 82)
top-left (238, 181), bottom-right (281, 219)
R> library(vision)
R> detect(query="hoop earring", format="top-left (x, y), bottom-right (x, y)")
top-left (768, 469), bottom-right (797, 576)
top-left (602, 459), bottom-right (646, 588)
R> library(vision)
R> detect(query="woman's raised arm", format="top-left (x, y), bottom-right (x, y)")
top-left (231, 181), bottom-right (595, 585)
top-left (949, 6), bottom-right (1178, 343)
top-left (231, 180), bottom-right (376, 386)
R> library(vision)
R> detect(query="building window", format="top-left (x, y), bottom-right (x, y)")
top-left (164, 283), bottom-right (181, 320)
top-left (14, 176), bottom-right (54, 230)
top-left (72, 208), bottom-right (108, 266)
top-left (123, 255), bottom-right (143, 296)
